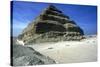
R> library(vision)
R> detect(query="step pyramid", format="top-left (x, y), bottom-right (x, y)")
top-left (18, 5), bottom-right (84, 44)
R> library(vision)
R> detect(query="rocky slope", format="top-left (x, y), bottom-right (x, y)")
top-left (11, 45), bottom-right (56, 66)
top-left (18, 5), bottom-right (84, 44)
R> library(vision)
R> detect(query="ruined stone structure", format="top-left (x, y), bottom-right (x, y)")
top-left (18, 5), bottom-right (84, 44)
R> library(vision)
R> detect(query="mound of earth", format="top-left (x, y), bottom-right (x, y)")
top-left (11, 45), bottom-right (56, 66)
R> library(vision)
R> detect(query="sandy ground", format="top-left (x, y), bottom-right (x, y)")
top-left (27, 36), bottom-right (97, 64)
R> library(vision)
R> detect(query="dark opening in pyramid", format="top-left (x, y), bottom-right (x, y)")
top-left (18, 5), bottom-right (84, 44)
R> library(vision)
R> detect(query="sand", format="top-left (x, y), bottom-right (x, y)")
top-left (27, 35), bottom-right (97, 64)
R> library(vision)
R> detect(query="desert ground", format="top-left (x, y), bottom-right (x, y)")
top-left (25, 35), bottom-right (97, 64)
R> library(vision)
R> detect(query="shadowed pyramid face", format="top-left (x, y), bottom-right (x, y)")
top-left (34, 5), bottom-right (84, 34)
top-left (18, 5), bottom-right (84, 44)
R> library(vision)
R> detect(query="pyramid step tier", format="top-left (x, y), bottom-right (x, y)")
top-left (24, 31), bottom-right (84, 44)
top-left (40, 14), bottom-right (70, 24)
top-left (42, 9), bottom-right (69, 19)
top-left (35, 22), bottom-right (66, 34)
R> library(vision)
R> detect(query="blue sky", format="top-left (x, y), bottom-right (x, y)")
top-left (11, 1), bottom-right (97, 36)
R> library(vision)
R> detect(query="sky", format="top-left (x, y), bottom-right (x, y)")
top-left (11, 1), bottom-right (97, 36)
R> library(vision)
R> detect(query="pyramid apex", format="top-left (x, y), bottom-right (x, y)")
top-left (46, 4), bottom-right (62, 13)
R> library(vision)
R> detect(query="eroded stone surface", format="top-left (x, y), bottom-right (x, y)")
top-left (12, 45), bottom-right (56, 66)
top-left (18, 5), bottom-right (84, 44)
